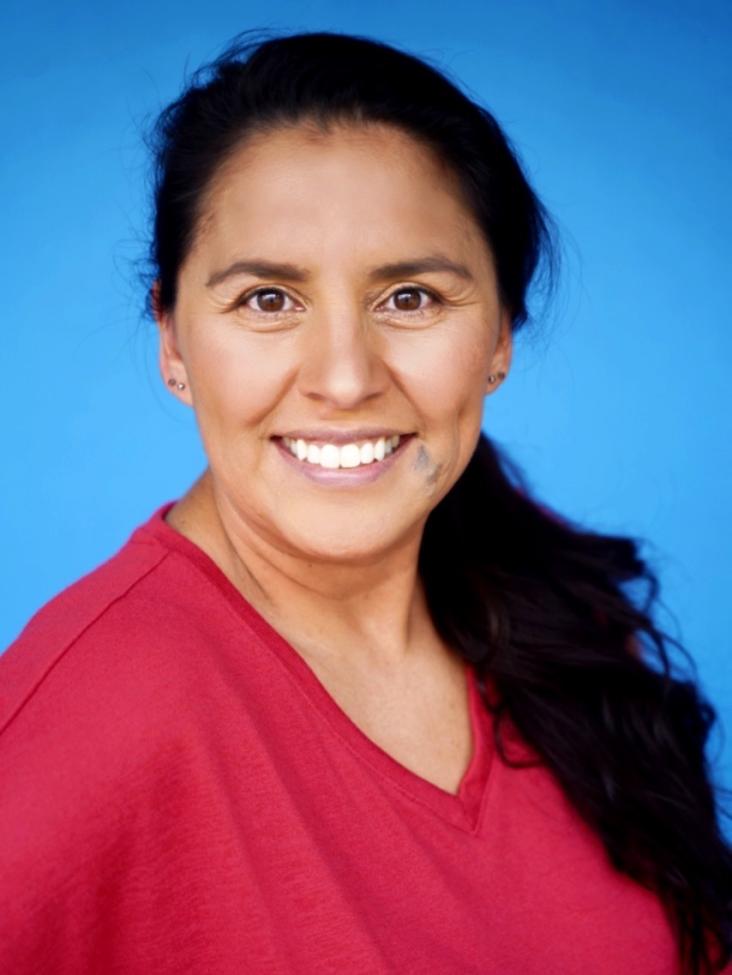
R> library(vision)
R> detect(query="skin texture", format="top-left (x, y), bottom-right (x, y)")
top-left (155, 121), bottom-right (512, 792)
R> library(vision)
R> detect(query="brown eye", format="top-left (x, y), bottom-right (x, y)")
top-left (384, 286), bottom-right (438, 315)
top-left (393, 288), bottom-right (424, 311)
top-left (250, 288), bottom-right (288, 312)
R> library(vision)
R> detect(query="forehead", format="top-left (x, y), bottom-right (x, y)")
top-left (194, 121), bottom-right (488, 264)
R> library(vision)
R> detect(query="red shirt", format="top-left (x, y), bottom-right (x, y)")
top-left (0, 503), bottom-right (682, 973)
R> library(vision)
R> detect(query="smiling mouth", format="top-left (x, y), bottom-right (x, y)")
top-left (278, 434), bottom-right (409, 471)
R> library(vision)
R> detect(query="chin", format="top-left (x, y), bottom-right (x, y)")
top-left (275, 516), bottom-right (416, 566)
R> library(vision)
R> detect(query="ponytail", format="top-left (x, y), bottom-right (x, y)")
top-left (421, 433), bottom-right (732, 974)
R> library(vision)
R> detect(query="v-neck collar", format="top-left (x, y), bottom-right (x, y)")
top-left (135, 501), bottom-right (497, 835)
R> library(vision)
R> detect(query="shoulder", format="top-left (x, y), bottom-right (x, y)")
top-left (0, 499), bottom-right (279, 780)
top-left (0, 502), bottom-right (265, 875)
top-left (0, 516), bottom-right (173, 733)
top-left (0, 505), bottom-right (263, 956)
top-left (0, 501), bottom-right (252, 765)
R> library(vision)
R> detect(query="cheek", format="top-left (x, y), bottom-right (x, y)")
top-left (398, 327), bottom-right (491, 493)
top-left (390, 325), bottom-right (492, 421)
top-left (187, 329), bottom-right (294, 430)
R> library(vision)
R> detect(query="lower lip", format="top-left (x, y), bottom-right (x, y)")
top-left (273, 436), bottom-right (414, 485)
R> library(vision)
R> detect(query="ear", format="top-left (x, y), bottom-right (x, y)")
top-left (485, 308), bottom-right (513, 394)
top-left (152, 282), bottom-right (192, 406)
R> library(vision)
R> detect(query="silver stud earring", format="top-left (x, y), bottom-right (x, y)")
top-left (487, 371), bottom-right (506, 385)
top-left (167, 378), bottom-right (186, 391)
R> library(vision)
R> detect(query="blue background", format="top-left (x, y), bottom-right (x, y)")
top-left (1, 1), bottom-right (730, 797)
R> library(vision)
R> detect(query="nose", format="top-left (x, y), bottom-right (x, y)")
top-left (297, 309), bottom-right (388, 410)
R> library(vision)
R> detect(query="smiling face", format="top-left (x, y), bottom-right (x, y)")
top-left (157, 121), bottom-right (512, 563)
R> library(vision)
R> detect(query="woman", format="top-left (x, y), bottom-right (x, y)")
top-left (1, 28), bottom-right (729, 975)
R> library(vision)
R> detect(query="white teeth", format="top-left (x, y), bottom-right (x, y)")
top-left (359, 441), bottom-right (374, 465)
top-left (339, 444), bottom-right (361, 468)
top-left (282, 434), bottom-right (403, 470)
top-left (320, 444), bottom-right (340, 469)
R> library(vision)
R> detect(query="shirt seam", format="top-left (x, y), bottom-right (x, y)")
top-left (0, 547), bottom-right (172, 738)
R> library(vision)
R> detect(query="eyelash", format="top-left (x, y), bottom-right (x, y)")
top-left (235, 285), bottom-right (441, 317)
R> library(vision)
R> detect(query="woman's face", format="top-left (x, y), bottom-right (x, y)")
top-left (157, 121), bottom-right (512, 563)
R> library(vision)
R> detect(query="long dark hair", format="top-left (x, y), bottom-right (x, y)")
top-left (147, 29), bottom-right (732, 973)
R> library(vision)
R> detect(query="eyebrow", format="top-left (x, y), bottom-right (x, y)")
top-left (205, 254), bottom-right (474, 289)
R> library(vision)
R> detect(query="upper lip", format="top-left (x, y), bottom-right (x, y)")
top-left (273, 428), bottom-right (411, 445)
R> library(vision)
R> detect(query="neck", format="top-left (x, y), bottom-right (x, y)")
top-left (166, 470), bottom-right (444, 673)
